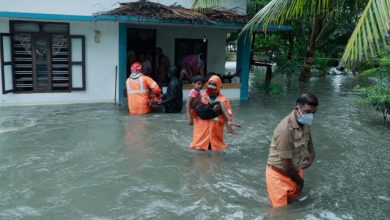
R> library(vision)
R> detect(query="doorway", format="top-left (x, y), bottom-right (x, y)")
top-left (126, 28), bottom-right (156, 79)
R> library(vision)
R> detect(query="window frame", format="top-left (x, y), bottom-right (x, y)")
top-left (2, 20), bottom-right (86, 93)
top-left (0, 33), bottom-right (13, 94)
top-left (70, 35), bottom-right (86, 91)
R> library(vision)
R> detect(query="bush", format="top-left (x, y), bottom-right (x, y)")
top-left (354, 85), bottom-right (390, 119)
top-left (354, 51), bottom-right (390, 120)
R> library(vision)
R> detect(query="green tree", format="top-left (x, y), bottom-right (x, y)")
top-left (193, 0), bottom-right (390, 81)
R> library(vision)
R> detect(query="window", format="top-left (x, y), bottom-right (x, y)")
top-left (1, 21), bottom-right (85, 94)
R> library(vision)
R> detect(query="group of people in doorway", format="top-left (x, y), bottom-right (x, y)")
top-left (127, 47), bottom-right (171, 87)
top-left (125, 56), bottom-right (319, 208)
top-left (127, 48), bottom-right (207, 86)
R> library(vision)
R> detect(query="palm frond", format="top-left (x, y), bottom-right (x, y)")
top-left (240, 0), bottom-right (331, 35)
top-left (192, 0), bottom-right (224, 12)
top-left (342, 0), bottom-right (390, 65)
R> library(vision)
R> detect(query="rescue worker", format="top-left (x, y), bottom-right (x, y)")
top-left (266, 93), bottom-right (318, 208)
top-left (126, 62), bottom-right (161, 114)
top-left (190, 75), bottom-right (234, 151)
top-left (161, 67), bottom-right (183, 113)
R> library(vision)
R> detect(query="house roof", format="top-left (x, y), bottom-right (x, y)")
top-left (95, 0), bottom-right (251, 26)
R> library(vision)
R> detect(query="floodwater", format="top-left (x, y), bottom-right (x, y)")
top-left (0, 73), bottom-right (389, 219)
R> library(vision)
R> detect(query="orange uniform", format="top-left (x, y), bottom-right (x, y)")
top-left (190, 75), bottom-right (233, 151)
top-left (266, 111), bottom-right (311, 207)
top-left (266, 166), bottom-right (303, 208)
top-left (126, 73), bottom-right (161, 114)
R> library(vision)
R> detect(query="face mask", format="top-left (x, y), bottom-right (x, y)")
top-left (206, 84), bottom-right (217, 94)
top-left (297, 108), bottom-right (314, 125)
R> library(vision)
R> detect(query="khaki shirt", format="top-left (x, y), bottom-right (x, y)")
top-left (267, 110), bottom-right (310, 170)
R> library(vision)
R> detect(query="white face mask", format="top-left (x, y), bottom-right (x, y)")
top-left (297, 107), bottom-right (314, 125)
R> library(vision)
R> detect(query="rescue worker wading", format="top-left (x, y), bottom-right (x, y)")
top-left (266, 93), bottom-right (319, 208)
top-left (126, 62), bottom-right (162, 114)
top-left (190, 75), bottom-right (234, 151)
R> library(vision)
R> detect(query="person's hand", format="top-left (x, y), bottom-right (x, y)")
top-left (301, 154), bottom-right (315, 169)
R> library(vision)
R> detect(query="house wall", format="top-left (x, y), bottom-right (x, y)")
top-left (0, 0), bottom-right (246, 105)
top-left (1, 18), bottom-right (238, 105)
top-left (0, 0), bottom-right (246, 16)
top-left (0, 18), bottom-right (119, 105)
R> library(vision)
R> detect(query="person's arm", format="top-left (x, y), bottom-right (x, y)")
top-left (278, 127), bottom-right (304, 192)
top-left (146, 77), bottom-right (161, 95)
top-left (282, 159), bottom-right (304, 193)
top-left (161, 82), bottom-right (175, 105)
top-left (219, 100), bottom-right (232, 121)
top-left (161, 94), bottom-right (173, 105)
top-left (301, 132), bottom-right (315, 169)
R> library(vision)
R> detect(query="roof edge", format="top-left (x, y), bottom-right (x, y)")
top-left (0, 11), bottom-right (292, 31)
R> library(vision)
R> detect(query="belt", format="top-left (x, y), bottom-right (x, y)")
top-left (267, 164), bottom-right (288, 176)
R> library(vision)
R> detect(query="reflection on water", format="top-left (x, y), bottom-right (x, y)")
top-left (0, 75), bottom-right (389, 219)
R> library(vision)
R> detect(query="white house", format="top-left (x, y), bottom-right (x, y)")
top-left (0, 0), bottom-right (290, 106)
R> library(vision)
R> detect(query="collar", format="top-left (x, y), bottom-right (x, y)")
top-left (288, 110), bottom-right (300, 129)
top-left (130, 72), bottom-right (143, 79)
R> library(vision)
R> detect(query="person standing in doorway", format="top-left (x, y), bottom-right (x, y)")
top-left (155, 47), bottom-right (171, 86)
top-left (161, 67), bottom-right (183, 113)
top-left (179, 53), bottom-right (206, 82)
top-left (140, 53), bottom-right (152, 77)
top-left (265, 93), bottom-right (319, 208)
top-left (126, 62), bottom-right (161, 114)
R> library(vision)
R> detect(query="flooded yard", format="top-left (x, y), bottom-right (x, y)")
top-left (0, 74), bottom-right (389, 219)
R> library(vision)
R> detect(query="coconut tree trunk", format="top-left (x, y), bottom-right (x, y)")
top-left (299, 15), bottom-right (325, 82)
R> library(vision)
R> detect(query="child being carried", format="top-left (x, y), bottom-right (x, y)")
top-left (186, 75), bottom-right (240, 132)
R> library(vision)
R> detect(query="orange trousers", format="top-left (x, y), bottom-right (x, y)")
top-left (265, 165), bottom-right (303, 208)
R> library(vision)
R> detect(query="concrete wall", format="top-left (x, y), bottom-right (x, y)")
top-left (0, 18), bottom-right (119, 105)
top-left (0, 0), bottom-right (246, 15)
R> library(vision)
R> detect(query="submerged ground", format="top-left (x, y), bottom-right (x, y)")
top-left (0, 73), bottom-right (389, 219)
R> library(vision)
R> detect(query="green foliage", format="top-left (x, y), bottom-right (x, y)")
top-left (250, 68), bottom-right (284, 95)
top-left (354, 50), bottom-right (390, 119)
top-left (247, 0), bottom-right (270, 16)
top-left (354, 85), bottom-right (390, 119)
top-left (252, 20), bottom-right (308, 77)
top-left (313, 51), bottom-right (333, 74)
top-left (342, 0), bottom-right (390, 65)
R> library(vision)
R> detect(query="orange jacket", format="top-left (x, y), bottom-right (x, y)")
top-left (126, 74), bottom-right (161, 114)
top-left (190, 75), bottom-right (233, 151)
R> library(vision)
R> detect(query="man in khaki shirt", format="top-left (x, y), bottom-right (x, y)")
top-left (266, 93), bottom-right (318, 208)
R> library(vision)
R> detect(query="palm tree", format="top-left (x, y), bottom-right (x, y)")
top-left (193, 0), bottom-right (390, 81)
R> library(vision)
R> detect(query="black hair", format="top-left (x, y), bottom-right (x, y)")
top-left (296, 93), bottom-right (319, 106)
top-left (192, 75), bottom-right (205, 84)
